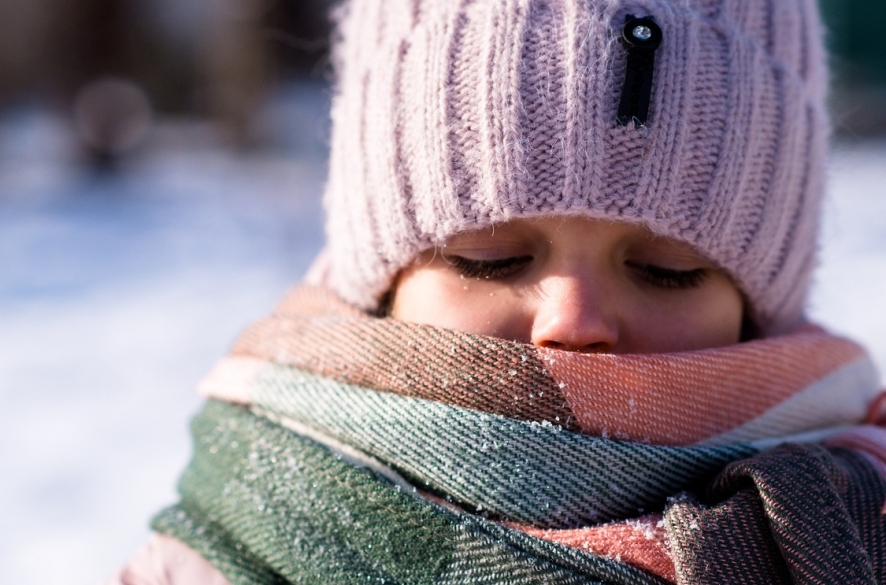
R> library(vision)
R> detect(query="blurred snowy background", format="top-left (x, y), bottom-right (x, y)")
top-left (0, 84), bottom-right (329, 585)
top-left (0, 1), bottom-right (884, 584)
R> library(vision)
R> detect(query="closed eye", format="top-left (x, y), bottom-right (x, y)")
top-left (626, 261), bottom-right (708, 289)
top-left (447, 256), bottom-right (533, 280)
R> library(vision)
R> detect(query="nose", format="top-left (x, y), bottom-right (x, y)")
top-left (530, 274), bottom-right (619, 353)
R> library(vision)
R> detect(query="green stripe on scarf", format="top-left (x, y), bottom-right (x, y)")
top-left (246, 365), bottom-right (757, 527)
top-left (154, 400), bottom-right (669, 585)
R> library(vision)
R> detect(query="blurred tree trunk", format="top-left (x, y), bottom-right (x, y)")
top-left (819, 0), bottom-right (886, 136)
top-left (199, 0), bottom-right (273, 148)
top-left (0, 0), bottom-right (190, 110)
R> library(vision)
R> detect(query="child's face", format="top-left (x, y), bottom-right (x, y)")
top-left (391, 216), bottom-right (744, 354)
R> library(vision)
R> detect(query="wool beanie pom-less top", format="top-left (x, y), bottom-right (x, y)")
top-left (322, 0), bottom-right (829, 336)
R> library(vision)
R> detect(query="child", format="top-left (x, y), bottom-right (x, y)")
top-left (110, 0), bottom-right (886, 583)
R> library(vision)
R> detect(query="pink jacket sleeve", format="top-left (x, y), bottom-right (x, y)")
top-left (104, 533), bottom-right (232, 585)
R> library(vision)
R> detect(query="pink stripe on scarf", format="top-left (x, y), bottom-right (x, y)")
top-left (511, 516), bottom-right (676, 582)
top-left (540, 328), bottom-right (873, 444)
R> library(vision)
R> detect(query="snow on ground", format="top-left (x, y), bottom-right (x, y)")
top-left (0, 87), bottom-right (884, 585)
top-left (0, 90), bottom-right (328, 584)
top-left (809, 141), bottom-right (886, 371)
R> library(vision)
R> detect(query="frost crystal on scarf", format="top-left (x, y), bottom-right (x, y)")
top-left (151, 287), bottom-right (886, 585)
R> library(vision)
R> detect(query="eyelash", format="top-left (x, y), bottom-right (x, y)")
top-left (626, 262), bottom-right (708, 289)
top-left (447, 256), bottom-right (532, 280)
top-left (447, 256), bottom-right (708, 289)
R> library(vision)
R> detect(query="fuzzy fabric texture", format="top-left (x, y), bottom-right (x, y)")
top-left (138, 286), bottom-right (886, 584)
top-left (323, 0), bottom-right (829, 334)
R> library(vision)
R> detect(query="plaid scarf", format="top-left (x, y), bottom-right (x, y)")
top-left (153, 286), bottom-right (886, 584)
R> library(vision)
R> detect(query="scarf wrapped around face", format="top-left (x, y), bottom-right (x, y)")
top-left (152, 286), bottom-right (886, 585)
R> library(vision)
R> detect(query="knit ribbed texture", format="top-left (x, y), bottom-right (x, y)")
top-left (323, 0), bottom-right (829, 334)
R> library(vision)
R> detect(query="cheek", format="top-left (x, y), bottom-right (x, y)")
top-left (700, 278), bottom-right (746, 343)
top-left (642, 280), bottom-right (745, 351)
top-left (391, 269), bottom-right (529, 340)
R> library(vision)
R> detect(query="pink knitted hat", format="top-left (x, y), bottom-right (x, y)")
top-left (322, 0), bottom-right (829, 335)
